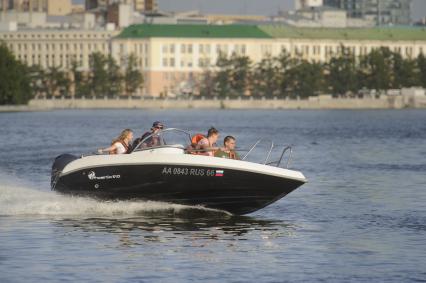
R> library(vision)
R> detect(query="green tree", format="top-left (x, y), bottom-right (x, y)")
top-left (27, 64), bottom-right (47, 98)
top-left (251, 55), bottom-right (280, 97)
top-left (198, 69), bottom-right (215, 97)
top-left (0, 43), bottom-right (32, 104)
top-left (228, 53), bottom-right (252, 96)
top-left (275, 51), bottom-right (293, 97)
top-left (106, 55), bottom-right (123, 97)
top-left (71, 60), bottom-right (90, 97)
top-left (123, 54), bottom-right (143, 96)
top-left (327, 49), bottom-right (358, 96)
top-left (88, 52), bottom-right (108, 96)
top-left (45, 66), bottom-right (70, 97)
top-left (359, 47), bottom-right (393, 90)
top-left (287, 60), bottom-right (326, 98)
top-left (213, 53), bottom-right (232, 97)
top-left (416, 53), bottom-right (426, 88)
top-left (391, 52), bottom-right (419, 88)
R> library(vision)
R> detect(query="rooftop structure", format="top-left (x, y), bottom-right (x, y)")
top-left (323, 0), bottom-right (412, 26)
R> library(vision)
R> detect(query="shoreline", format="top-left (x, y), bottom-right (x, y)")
top-left (2, 95), bottom-right (426, 111)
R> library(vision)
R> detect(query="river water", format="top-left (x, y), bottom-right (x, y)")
top-left (0, 109), bottom-right (425, 282)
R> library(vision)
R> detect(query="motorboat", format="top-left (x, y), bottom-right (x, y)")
top-left (51, 129), bottom-right (307, 215)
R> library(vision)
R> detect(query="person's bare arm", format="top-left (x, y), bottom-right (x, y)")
top-left (98, 144), bottom-right (117, 154)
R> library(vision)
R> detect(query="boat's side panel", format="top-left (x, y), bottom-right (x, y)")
top-left (55, 164), bottom-right (304, 215)
top-left (61, 152), bottom-right (307, 183)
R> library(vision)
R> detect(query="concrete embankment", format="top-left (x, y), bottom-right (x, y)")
top-left (24, 95), bottom-right (426, 110)
top-left (0, 104), bottom-right (48, 112)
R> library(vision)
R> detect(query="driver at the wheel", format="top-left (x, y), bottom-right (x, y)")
top-left (132, 121), bottom-right (164, 149)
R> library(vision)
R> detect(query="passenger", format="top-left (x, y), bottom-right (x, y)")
top-left (98, 129), bottom-right (133, 155)
top-left (214, 136), bottom-right (240, 160)
top-left (197, 127), bottom-right (220, 157)
top-left (132, 121), bottom-right (164, 149)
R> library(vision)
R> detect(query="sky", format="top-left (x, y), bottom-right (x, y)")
top-left (157, 0), bottom-right (426, 21)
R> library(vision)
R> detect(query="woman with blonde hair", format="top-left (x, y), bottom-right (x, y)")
top-left (98, 129), bottom-right (133, 155)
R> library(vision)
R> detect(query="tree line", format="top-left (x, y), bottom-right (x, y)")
top-left (2, 42), bottom-right (426, 105)
top-left (198, 46), bottom-right (426, 98)
top-left (0, 44), bottom-right (144, 105)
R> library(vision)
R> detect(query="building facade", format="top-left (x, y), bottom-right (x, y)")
top-left (1, 24), bottom-right (426, 96)
top-left (295, 0), bottom-right (324, 10)
top-left (0, 29), bottom-right (116, 69)
top-left (113, 24), bottom-right (426, 96)
top-left (324, 0), bottom-right (412, 25)
top-left (47, 0), bottom-right (71, 16)
top-left (85, 0), bottom-right (156, 12)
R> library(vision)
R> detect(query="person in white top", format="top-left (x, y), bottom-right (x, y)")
top-left (98, 129), bottom-right (133, 155)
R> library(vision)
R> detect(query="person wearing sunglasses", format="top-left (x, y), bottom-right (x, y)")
top-left (132, 121), bottom-right (164, 150)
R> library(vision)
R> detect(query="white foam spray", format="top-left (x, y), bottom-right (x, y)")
top-left (0, 175), bottom-right (199, 217)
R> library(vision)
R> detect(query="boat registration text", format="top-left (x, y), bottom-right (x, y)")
top-left (162, 167), bottom-right (224, 177)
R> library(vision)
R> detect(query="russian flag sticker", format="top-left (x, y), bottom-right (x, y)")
top-left (215, 170), bottom-right (224, 177)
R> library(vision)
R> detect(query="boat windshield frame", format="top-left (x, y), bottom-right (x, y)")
top-left (131, 128), bottom-right (293, 169)
top-left (131, 128), bottom-right (192, 153)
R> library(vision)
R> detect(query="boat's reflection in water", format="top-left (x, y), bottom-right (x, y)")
top-left (53, 209), bottom-right (296, 248)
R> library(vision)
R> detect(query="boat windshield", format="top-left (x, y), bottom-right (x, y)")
top-left (132, 128), bottom-right (192, 152)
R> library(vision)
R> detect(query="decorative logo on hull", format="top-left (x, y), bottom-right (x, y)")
top-left (87, 171), bottom-right (121, 180)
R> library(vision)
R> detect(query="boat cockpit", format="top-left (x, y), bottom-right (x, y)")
top-left (130, 128), bottom-right (294, 169)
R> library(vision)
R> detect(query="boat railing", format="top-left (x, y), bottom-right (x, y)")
top-left (242, 139), bottom-right (293, 169)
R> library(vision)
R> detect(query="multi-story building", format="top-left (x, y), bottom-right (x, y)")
top-left (1, 24), bottom-right (425, 96)
top-left (47, 0), bottom-right (71, 16)
top-left (113, 24), bottom-right (426, 96)
top-left (1, 0), bottom-right (47, 12)
top-left (0, 0), bottom-right (71, 15)
top-left (85, 0), bottom-right (156, 12)
top-left (0, 28), bottom-right (117, 69)
top-left (324, 0), bottom-right (412, 25)
top-left (85, 0), bottom-right (109, 10)
top-left (295, 0), bottom-right (324, 10)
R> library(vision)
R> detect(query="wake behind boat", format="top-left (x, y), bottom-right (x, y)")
top-left (51, 129), bottom-right (307, 215)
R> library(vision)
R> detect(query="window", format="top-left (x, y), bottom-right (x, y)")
top-left (162, 58), bottom-right (168, 67)
top-left (188, 44), bottom-right (193, 53)
top-left (169, 58), bottom-right (175, 67)
top-left (169, 44), bottom-right (175, 53)
top-left (162, 44), bottom-right (168, 53)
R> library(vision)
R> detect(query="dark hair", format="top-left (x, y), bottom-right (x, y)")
top-left (223, 136), bottom-right (235, 145)
top-left (207, 127), bottom-right (219, 137)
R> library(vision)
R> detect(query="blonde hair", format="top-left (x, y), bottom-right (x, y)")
top-left (112, 129), bottom-right (133, 145)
